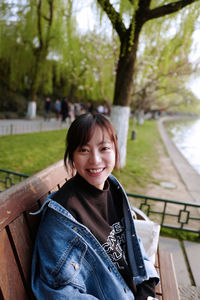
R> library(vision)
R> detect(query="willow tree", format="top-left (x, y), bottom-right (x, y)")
top-left (95, 0), bottom-right (200, 167)
top-left (132, 8), bottom-right (200, 114)
top-left (65, 31), bottom-right (117, 102)
top-left (0, 0), bottom-right (74, 118)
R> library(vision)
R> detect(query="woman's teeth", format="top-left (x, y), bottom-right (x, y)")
top-left (88, 168), bottom-right (103, 173)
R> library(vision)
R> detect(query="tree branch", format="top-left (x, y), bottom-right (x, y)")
top-left (96, 0), bottom-right (126, 41)
top-left (37, 0), bottom-right (43, 48)
top-left (146, 0), bottom-right (199, 21)
top-left (44, 0), bottom-right (54, 50)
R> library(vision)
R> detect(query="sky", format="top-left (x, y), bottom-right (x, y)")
top-left (74, 1), bottom-right (200, 100)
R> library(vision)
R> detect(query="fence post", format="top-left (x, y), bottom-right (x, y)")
top-left (10, 124), bottom-right (13, 135)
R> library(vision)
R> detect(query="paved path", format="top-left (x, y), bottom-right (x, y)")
top-left (158, 117), bottom-right (200, 204)
top-left (158, 117), bottom-right (200, 299)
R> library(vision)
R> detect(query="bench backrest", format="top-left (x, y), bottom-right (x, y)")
top-left (0, 160), bottom-right (70, 300)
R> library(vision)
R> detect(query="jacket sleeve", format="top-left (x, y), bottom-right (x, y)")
top-left (135, 278), bottom-right (157, 300)
top-left (136, 235), bottom-right (160, 285)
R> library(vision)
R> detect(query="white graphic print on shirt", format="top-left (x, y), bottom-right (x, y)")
top-left (102, 218), bottom-right (128, 270)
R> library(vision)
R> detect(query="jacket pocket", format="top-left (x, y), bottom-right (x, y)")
top-left (50, 236), bottom-right (90, 290)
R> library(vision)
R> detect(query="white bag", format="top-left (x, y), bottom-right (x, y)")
top-left (134, 220), bottom-right (160, 264)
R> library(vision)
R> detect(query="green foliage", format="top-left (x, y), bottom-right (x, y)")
top-left (1, 0), bottom-right (200, 114)
top-left (161, 227), bottom-right (200, 243)
top-left (0, 0), bottom-right (118, 109)
top-left (0, 86), bottom-right (27, 114)
top-left (0, 0), bottom-right (75, 99)
top-left (132, 5), bottom-right (200, 113)
top-left (54, 31), bottom-right (117, 102)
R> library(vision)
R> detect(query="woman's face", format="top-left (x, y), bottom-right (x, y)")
top-left (73, 126), bottom-right (116, 190)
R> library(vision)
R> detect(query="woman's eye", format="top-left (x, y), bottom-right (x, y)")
top-left (102, 147), bottom-right (109, 151)
top-left (80, 148), bottom-right (89, 153)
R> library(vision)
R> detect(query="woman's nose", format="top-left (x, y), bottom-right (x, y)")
top-left (89, 150), bottom-right (101, 164)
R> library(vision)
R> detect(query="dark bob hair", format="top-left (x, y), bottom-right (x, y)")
top-left (64, 113), bottom-right (119, 171)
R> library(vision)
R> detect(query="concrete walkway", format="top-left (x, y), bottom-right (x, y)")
top-left (158, 117), bottom-right (200, 300)
top-left (158, 117), bottom-right (200, 204)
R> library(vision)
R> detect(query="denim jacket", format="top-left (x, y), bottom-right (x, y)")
top-left (31, 175), bottom-right (159, 299)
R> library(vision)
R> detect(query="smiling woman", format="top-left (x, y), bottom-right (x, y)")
top-left (31, 113), bottom-right (159, 300)
top-left (65, 113), bottom-right (118, 189)
top-left (73, 128), bottom-right (116, 189)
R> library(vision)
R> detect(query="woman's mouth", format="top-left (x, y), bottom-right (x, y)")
top-left (88, 168), bottom-right (105, 174)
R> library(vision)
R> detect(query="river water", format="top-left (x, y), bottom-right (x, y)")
top-left (166, 118), bottom-right (200, 175)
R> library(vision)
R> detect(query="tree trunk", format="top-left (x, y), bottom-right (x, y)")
top-left (111, 105), bottom-right (130, 168)
top-left (27, 62), bottom-right (41, 119)
top-left (27, 101), bottom-right (37, 119)
top-left (27, 49), bottom-right (47, 118)
top-left (111, 32), bottom-right (140, 167)
top-left (113, 49), bottom-right (136, 107)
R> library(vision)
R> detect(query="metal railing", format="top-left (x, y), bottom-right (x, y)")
top-left (127, 193), bottom-right (200, 236)
top-left (0, 168), bottom-right (29, 191)
top-left (1, 168), bottom-right (199, 236)
top-left (0, 120), bottom-right (69, 136)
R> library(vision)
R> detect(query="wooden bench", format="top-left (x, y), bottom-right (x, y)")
top-left (0, 160), bottom-right (180, 300)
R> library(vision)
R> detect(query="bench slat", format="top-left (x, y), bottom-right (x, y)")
top-left (155, 252), bottom-right (162, 299)
top-left (158, 250), bottom-right (180, 300)
top-left (9, 215), bottom-right (36, 299)
top-left (9, 215), bottom-right (33, 280)
top-left (0, 228), bottom-right (28, 300)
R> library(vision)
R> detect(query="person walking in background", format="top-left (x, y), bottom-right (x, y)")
top-left (31, 113), bottom-right (159, 299)
top-left (74, 101), bottom-right (81, 118)
top-left (54, 99), bottom-right (61, 120)
top-left (44, 97), bottom-right (51, 121)
top-left (79, 102), bottom-right (87, 115)
top-left (68, 101), bottom-right (75, 123)
top-left (87, 101), bottom-right (94, 113)
top-left (61, 98), bottom-right (69, 122)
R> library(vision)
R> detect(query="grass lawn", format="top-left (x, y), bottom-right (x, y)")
top-left (0, 129), bottom-right (67, 175)
top-left (0, 119), bottom-right (160, 189)
top-left (113, 119), bottom-right (161, 193)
